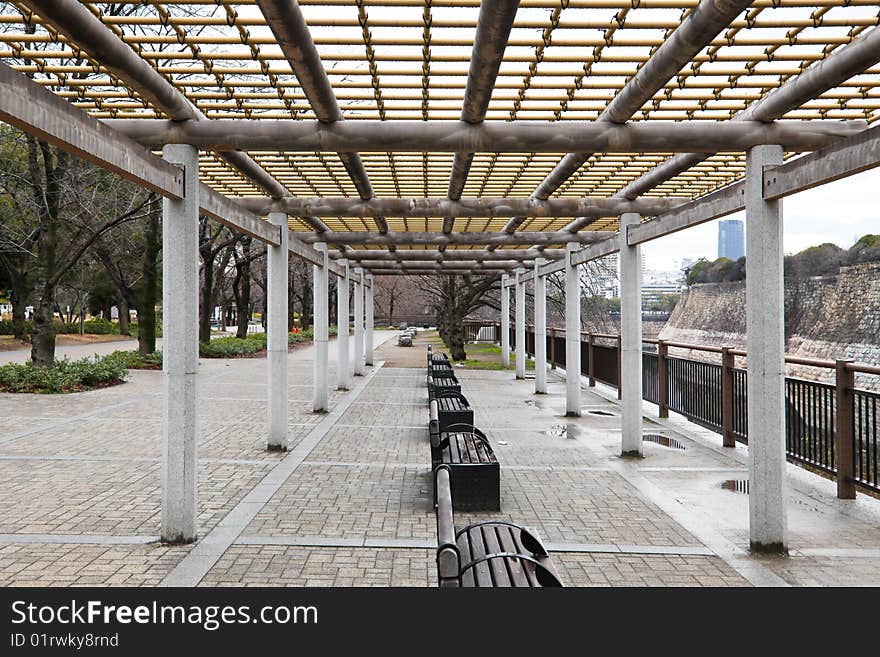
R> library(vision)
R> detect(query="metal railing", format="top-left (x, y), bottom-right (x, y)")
top-left (460, 319), bottom-right (880, 498)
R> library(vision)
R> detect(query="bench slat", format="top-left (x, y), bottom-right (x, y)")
top-left (497, 528), bottom-right (534, 587)
top-left (481, 526), bottom-right (513, 588)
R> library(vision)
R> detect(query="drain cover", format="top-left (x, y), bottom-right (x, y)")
top-left (643, 434), bottom-right (686, 450)
top-left (588, 410), bottom-right (614, 417)
top-left (721, 479), bottom-right (750, 494)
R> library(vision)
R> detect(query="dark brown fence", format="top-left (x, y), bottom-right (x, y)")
top-left (461, 319), bottom-right (880, 498)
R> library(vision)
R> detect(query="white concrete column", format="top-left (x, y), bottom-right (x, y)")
top-left (745, 144), bottom-right (788, 553)
top-left (336, 260), bottom-right (351, 390)
top-left (619, 212), bottom-right (643, 457)
top-left (353, 267), bottom-right (365, 376)
top-left (266, 211), bottom-right (289, 452)
top-left (312, 242), bottom-right (329, 412)
top-left (161, 144), bottom-right (199, 543)
top-left (500, 274), bottom-right (510, 368)
top-left (565, 242), bottom-right (581, 417)
top-left (365, 274), bottom-right (374, 366)
top-left (515, 267), bottom-right (526, 380)
top-left (534, 258), bottom-right (547, 394)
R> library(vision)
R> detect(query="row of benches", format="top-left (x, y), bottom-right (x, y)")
top-left (426, 345), bottom-right (563, 587)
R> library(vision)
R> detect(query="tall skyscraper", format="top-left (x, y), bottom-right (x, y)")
top-left (718, 219), bottom-right (745, 260)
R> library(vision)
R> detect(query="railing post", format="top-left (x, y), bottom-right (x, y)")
top-left (658, 339), bottom-right (669, 419)
top-left (722, 346), bottom-right (735, 447)
top-left (616, 334), bottom-right (622, 401)
top-left (588, 333), bottom-right (595, 387)
top-left (835, 358), bottom-right (856, 500)
top-left (549, 328), bottom-right (556, 370)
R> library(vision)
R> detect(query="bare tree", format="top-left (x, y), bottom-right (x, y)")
top-left (419, 274), bottom-right (500, 360)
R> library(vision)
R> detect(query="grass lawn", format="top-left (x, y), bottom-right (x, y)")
top-left (422, 331), bottom-right (534, 371)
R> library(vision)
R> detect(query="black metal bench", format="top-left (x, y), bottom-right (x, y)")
top-left (434, 465), bottom-right (562, 588)
top-left (428, 361), bottom-right (454, 378)
top-left (432, 391), bottom-right (472, 433)
top-left (427, 373), bottom-right (460, 401)
top-left (430, 421), bottom-right (500, 511)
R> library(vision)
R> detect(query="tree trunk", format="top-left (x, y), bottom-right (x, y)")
top-left (234, 237), bottom-right (252, 339)
top-left (388, 295), bottom-right (395, 328)
top-left (448, 310), bottom-right (467, 361)
top-left (137, 203), bottom-right (159, 355)
top-left (199, 255), bottom-right (214, 344)
top-left (10, 277), bottom-right (28, 341)
top-left (28, 139), bottom-right (67, 367)
top-left (30, 284), bottom-right (56, 367)
top-left (118, 297), bottom-right (130, 336)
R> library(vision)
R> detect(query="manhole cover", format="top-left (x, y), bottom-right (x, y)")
top-left (721, 479), bottom-right (750, 494)
top-left (588, 410), bottom-right (614, 417)
top-left (643, 434), bottom-right (686, 450)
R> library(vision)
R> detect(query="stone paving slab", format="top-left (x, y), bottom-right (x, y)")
top-left (0, 418), bottom-right (313, 462)
top-left (305, 425), bottom-right (430, 466)
top-left (0, 460), bottom-right (273, 536)
top-left (553, 552), bottom-right (749, 587)
top-left (758, 554), bottom-right (880, 586)
top-left (243, 463), bottom-right (435, 540)
top-left (200, 545), bottom-right (433, 587)
top-left (0, 542), bottom-right (190, 587)
top-left (456, 468), bottom-right (703, 547)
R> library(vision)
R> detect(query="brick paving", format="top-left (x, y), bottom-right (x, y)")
top-left (1, 330), bottom-right (879, 587)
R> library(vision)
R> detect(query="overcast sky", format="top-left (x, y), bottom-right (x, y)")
top-left (643, 166), bottom-right (880, 272)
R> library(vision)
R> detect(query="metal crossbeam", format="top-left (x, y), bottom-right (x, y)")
top-left (256, 0), bottom-right (387, 237)
top-left (616, 25), bottom-right (880, 202)
top-left (536, 0), bottom-right (756, 204)
top-left (335, 248), bottom-right (564, 261)
top-left (445, 0), bottom-right (520, 236)
top-left (17, 0), bottom-right (323, 226)
top-left (236, 195), bottom-right (687, 218)
top-left (299, 231), bottom-right (614, 246)
top-left (105, 118), bottom-right (865, 153)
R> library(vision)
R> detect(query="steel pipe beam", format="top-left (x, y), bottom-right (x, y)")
top-left (536, 0), bottom-right (755, 203)
top-left (300, 230), bottom-right (610, 246)
top-left (19, 0), bottom-right (330, 232)
top-left (359, 260), bottom-right (522, 269)
top-left (365, 269), bottom-right (510, 276)
top-left (236, 195), bottom-right (687, 218)
top-left (106, 118), bottom-right (865, 153)
top-left (336, 248), bottom-right (565, 262)
top-left (616, 25), bottom-right (880, 202)
top-left (255, 0), bottom-right (385, 237)
top-left (446, 0), bottom-right (520, 235)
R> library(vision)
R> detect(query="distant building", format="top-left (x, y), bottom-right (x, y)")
top-left (718, 219), bottom-right (745, 260)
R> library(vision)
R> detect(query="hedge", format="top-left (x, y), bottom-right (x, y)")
top-left (0, 355), bottom-right (127, 393)
top-left (0, 318), bottom-right (161, 337)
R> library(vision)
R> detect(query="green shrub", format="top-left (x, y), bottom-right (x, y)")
top-left (0, 319), bottom-right (32, 335)
top-left (0, 355), bottom-right (127, 393)
top-left (198, 330), bottom-right (316, 358)
top-left (105, 350), bottom-right (163, 370)
top-left (199, 334), bottom-right (267, 358)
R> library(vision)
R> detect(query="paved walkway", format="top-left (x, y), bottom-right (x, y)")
top-left (1, 331), bottom-right (879, 586)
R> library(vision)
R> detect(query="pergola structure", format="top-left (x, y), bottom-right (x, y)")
top-left (0, 0), bottom-right (878, 554)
